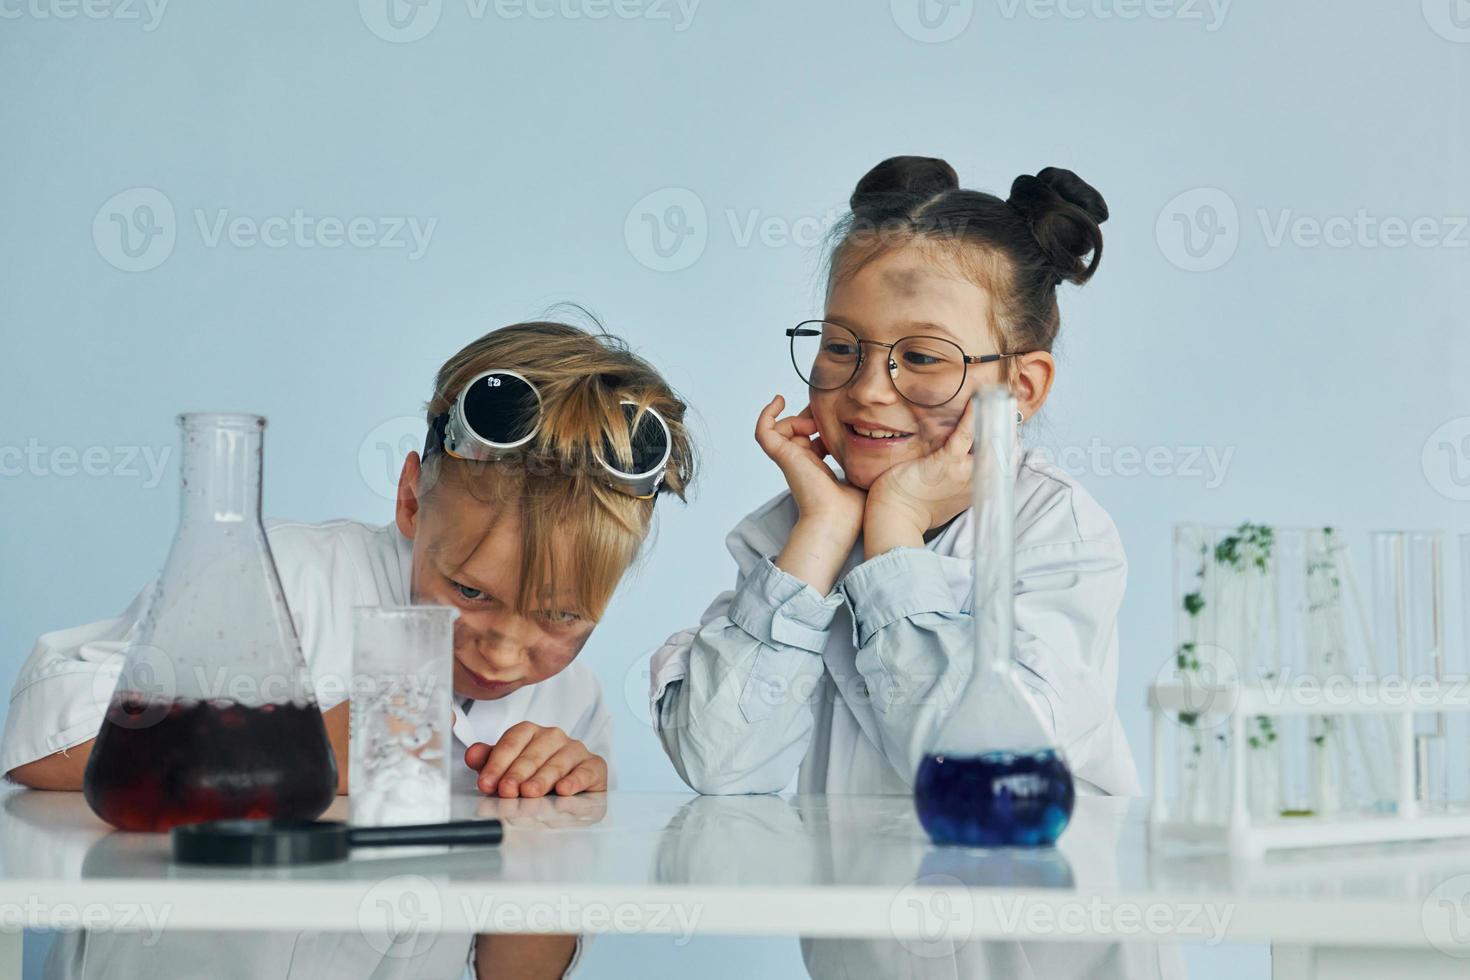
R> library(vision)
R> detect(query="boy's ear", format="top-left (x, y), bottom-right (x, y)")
top-left (396, 452), bottom-right (424, 540)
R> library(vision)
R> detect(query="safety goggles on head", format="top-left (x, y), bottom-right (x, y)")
top-left (424, 370), bottom-right (672, 499)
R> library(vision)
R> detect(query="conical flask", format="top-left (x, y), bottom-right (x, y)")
top-left (83, 413), bottom-right (337, 832)
top-left (913, 386), bottom-right (1075, 847)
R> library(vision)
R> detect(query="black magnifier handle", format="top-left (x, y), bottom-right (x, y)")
top-left (347, 819), bottom-right (503, 849)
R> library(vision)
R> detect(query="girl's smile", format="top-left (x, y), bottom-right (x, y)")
top-left (843, 418), bottom-right (916, 449)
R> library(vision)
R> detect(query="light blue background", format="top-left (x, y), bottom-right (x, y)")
top-left (3, 1), bottom-right (1468, 977)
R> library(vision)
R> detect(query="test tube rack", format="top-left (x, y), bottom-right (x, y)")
top-left (1146, 525), bottom-right (1470, 857)
top-left (1146, 678), bottom-right (1470, 857)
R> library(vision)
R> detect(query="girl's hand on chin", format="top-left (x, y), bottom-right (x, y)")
top-left (754, 395), bottom-right (865, 534)
top-left (862, 397), bottom-right (976, 557)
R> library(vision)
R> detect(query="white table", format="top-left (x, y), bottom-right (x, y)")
top-left (0, 787), bottom-right (1467, 979)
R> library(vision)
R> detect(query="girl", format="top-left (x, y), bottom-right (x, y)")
top-left (5, 320), bottom-right (696, 980)
top-left (648, 158), bottom-right (1179, 979)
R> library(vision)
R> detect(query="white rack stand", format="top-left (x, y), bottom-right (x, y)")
top-left (1147, 679), bottom-right (1470, 856)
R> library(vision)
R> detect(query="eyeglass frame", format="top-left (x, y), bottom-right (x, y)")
top-left (785, 319), bottom-right (1026, 408)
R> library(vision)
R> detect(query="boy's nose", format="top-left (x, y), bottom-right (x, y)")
top-left (456, 624), bottom-right (525, 673)
top-left (475, 637), bottom-right (525, 672)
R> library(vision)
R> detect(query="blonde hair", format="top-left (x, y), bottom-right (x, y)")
top-left (422, 321), bottom-right (695, 620)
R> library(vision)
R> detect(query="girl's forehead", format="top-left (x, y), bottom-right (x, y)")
top-left (878, 262), bottom-right (926, 297)
top-left (828, 247), bottom-right (994, 345)
top-left (859, 244), bottom-right (979, 288)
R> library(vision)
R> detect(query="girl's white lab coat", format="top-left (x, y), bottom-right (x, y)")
top-left (649, 449), bottom-right (1184, 979)
top-left (2, 519), bottom-right (611, 980)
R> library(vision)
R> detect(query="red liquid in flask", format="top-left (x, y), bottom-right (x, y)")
top-left (83, 694), bottom-right (338, 833)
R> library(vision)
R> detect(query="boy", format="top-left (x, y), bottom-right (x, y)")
top-left (3, 320), bottom-right (695, 979)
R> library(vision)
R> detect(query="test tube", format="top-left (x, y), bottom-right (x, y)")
top-left (350, 606), bottom-right (458, 826)
top-left (1460, 533), bottom-right (1470, 807)
top-left (1462, 533), bottom-right (1470, 687)
top-left (1371, 532), bottom-right (1446, 810)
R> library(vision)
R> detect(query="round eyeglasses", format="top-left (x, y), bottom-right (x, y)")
top-left (786, 320), bottom-right (1021, 409)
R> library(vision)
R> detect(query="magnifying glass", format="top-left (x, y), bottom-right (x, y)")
top-left (172, 818), bottom-right (503, 867)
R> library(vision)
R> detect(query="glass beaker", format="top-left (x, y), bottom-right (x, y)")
top-left (82, 413), bottom-right (337, 832)
top-left (349, 606), bottom-right (457, 827)
top-left (913, 386), bottom-right (1075, 847)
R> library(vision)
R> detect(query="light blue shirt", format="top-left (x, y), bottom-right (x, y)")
top-left (649, 448), bottom-right (1142, 799)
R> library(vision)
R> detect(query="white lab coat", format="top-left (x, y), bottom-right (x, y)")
top-left (2, 519), bottom-right (612, 980)
top-left (649, 449), bottom-right (1184, 979)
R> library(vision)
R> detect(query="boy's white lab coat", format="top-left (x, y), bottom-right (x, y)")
top-left (649, 449), bottom-right (1184, 979)
top-left (3, 519), bottom-right (612, 980)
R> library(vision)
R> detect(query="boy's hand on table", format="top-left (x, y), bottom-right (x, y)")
top-left (464, 722), bottom-right (607, 798)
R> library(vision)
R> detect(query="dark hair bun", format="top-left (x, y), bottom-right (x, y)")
top-left (850, 156), bottom-right (959, 211)
top-left (1007, 167), bottom-right (1107, 284)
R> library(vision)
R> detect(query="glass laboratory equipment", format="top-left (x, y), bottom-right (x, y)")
top-left (1171, 523), bottom-right (1392, 822)
top-left (1372, 531), bottom-right (1447, 810)
top-left (913, 386), bottom-right (1075, 847)
top-left (83, 413), bottom-right (337, 832)
top-left (1150, 524), bottom-right (1470, 854)
top-left (349, 606), bottom-right (457, 827)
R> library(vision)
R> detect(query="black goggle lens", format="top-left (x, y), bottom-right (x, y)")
top-left (601, 403), bottom-right (669, 477)
top-left (461, 372), bottom-right (539, 447)
top-left (629, 404), bottom-right (669, 475)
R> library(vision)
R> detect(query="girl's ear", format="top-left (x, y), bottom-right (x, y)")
top-left (396, 452), bottom-right (424, 540)
top-left (1012, 352), bottom-right (1056, 421)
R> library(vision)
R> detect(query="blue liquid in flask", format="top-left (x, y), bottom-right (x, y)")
top-left (914, 748), bottom-right (1075, 847)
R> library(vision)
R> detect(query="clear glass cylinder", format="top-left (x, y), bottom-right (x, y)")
top-left (349, 606), bottom-right (458, 826)
top-left (83, 413), bottom-right (337, 832)
top-left (1462, 534), bottom-right (1470, 686)
top-left (1372, 531), bottom-right (1447, 809)
top-left (914, 386), bottom-right (1074, 848)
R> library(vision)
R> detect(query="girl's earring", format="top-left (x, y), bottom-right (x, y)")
top-left (1015, 410), bottom-right (1024, 424)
